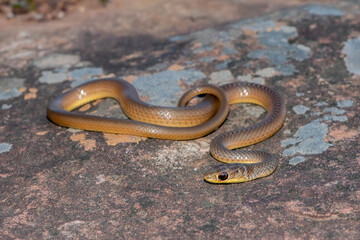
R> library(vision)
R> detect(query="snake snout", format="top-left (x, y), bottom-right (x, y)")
top-left (204, 163), bottom-right (248, 184)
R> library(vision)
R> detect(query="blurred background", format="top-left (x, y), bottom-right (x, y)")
top-left (0, 0), bottom-right (338, 37)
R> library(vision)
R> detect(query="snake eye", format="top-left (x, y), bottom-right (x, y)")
top-left (218, 172), bottom-right (228, 180)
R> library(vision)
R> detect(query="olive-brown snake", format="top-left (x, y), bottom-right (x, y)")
top-left (47, 78), bottom-right (286, 183)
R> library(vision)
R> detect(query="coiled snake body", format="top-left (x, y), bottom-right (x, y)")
top-left (47, 78), bottom-right (286, 183)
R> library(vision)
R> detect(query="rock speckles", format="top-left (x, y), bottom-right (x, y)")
top-left (209, 70), bottom-right (234, 85)
top-left (342, 37), bottom-right (360, 75)
top-left (132, 69), bottom-right (206, 106)
top-left (0, 143), bottom-right (12, 154)
top-left (281, 120), bottom-right (332, 157)
top-left (33, 53), bottom-right (81, 69)
top-left (305, 5), bottom-right (345, 16)
top-left (0, 78), bottom-right (25, 100)
top-left (292, 105), bottom-right (310, 114)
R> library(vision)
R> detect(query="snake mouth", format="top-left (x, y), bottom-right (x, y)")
top-left (203, 173), bottom-right (216, 183)
top-left (203, 166), bottom-right (231, 184)
top-left (203, 174), bottom-right (242, 184)
top-left (203, 163), bottom-right (255, 183)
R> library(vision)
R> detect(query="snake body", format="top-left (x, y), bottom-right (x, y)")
top-left (47, 78), bottom-right (286, 184)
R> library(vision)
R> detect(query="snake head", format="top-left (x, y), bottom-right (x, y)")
top-left (203, 163), bottom-right (250, 184)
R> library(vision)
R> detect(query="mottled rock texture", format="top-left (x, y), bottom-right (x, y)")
top-left (0, 1), bottom-right (359, 239)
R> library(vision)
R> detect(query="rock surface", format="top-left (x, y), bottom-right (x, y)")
top-left (0, 1), bottom-right (359, 239)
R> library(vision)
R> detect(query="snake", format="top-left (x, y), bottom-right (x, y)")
top-left (47, 78), bottom-right (286, 184)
